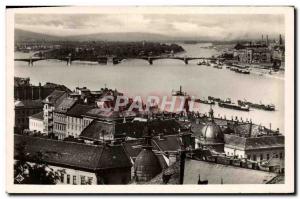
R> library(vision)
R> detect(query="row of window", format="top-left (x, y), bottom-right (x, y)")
top-left (54, 114), bottom-right (66, 123)
top-left (61, 174), bottom-right (93, 185)
top-left (54, 123), bottom-right (66, 131)
top-left (15, 109), bottom-right (41, 115)
top-left (226, 151), bottom-right (284, 161)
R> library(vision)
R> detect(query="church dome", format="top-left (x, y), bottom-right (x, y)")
top-left (134, 148), bottom-right (162, 182)
top-left (201, 107), bottom-right (224, 143)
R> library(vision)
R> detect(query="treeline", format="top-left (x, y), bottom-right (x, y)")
top-left (37, 41), bottom-right (185, 59)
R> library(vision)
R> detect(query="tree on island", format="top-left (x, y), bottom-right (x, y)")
top-left (14, 142), bottom-right (65, 184)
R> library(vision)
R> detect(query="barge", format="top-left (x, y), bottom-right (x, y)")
top-left (218, 102), bottom-right (250, 111)
top-left (237, 100), bottom-right (275, 111)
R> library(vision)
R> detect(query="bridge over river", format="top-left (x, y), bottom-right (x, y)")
top-left (14, 55), bottom-right (224, 66)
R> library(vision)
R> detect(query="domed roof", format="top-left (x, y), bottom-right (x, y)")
top-left (134, 148), bottom-right (162, 182)
top-left (201, 121), bottom-right (223, 142)
top-left (201, 106), bottom-right (224, 143)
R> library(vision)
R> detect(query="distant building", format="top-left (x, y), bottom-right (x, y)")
top-left (14, 134), bottom-right (132, 184)
top-left (14, 77), bottom-right (70, 101)
top-left (28, 111), bottom-right (44, 133)
top-left (14, 99), bottom-right (43, 133)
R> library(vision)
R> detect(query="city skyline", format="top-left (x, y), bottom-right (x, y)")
top-left (15, 14), bottom-right (285, 41)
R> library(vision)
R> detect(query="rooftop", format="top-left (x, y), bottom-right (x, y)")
top-left (42, 90), bottom-right (67, 105)
top-left (29, 111), bottom-right (44, 120)
top-left (54, 98), bottom-right (77, 113)
top-left (80, 120), bottom-right (114, 141)
top-left (15, 99), bottom-right (43, 109)
top-left (66, 104), bottom-right (94, 118)
top-left (224, 134), bottom-right (284, 151)
top-left (14, 134), bottom-right (132, 171)
top-left (183, 159), bottom-right (279, 184)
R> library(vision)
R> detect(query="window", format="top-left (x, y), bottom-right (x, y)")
top-left (60, 174), bottom-right (64, 183)
top-left (253, 154), bottom-right (257, 161)
top-left (267, 154), bottom-right (270, 160)
top-left (260, 154), bottom-right (263, 161)
top-left (81, 176), bottom-right (86, 185)
top-left (87, 177), bottom-right (93, 185)
top-left (67, 175), bottom-right (70, 184)
top-left (280, 152), bottom-right (283, 159)
top-left (73, 176), bottom-right (77, 185)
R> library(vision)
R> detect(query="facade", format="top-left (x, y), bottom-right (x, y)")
top-left (14, 134), bottom-right (132, 184)
top-left (14, 77), bottom-right (70, 101)
top-left (53, 98), bottom-right (77, 140)
top-left (14, 99), bottom-right (43, 133)
top-left (65, 104), bottom-right (94, 138)
top-left (224, 134), bottom-right (284, 162)
top-left (29, 111), bottom-right (44, 133)
top-left (43, 90), bottom-right (68, 135)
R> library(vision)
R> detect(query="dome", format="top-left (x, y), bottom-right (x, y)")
top-left (201, 121), bottom-right (223, 142)
top-left (134, 148), bottom-right (162, 182)
top-left (201, 106), bottom-right (224, 143)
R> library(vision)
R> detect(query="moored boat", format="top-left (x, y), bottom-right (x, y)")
top-left (237, 100), bottom-right (275, 111)
top-left (218, 102), bottom-right (249, 111)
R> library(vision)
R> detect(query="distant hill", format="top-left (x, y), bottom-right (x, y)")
top-left (15, 29), bottom-right (174, 42)
top-left (15, 29), bottom-right (61, 42)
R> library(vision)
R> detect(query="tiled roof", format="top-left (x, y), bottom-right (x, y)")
top-left (84, 109), bottom-right (136, 120)
top-left (152, 135), bottom-right (182, 152)
top-left (14, 99), bottom-right (43, 108)
top-left (14, 134), bottom-right (132, 171)
top-left (66, 104), bottom-right (94, 118)
top-left (224, 134), bottom-right (284, 151)
top-left (115, 119), bottom-right (181, 138)
top-left (55, 98), bottom-right (77, 113)
top-left (147, 161), bottom-right (180, 184)
top-left (80, 120), bottom-right (114, 141)
top-left (122, 140), bottom-right (144, 159)
top-left (29, 111), bottom-right (44, 120)
top-left (42, 90), bottom-right (66, 105)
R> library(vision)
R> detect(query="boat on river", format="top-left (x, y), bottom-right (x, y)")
top-left (208, 96), bottom-right (231, 104)
top-left (218, 102), bottom-right (250, 111)
top-left (172, 86), bottom-right (187, 96)
top-left (195, 98), bottom-right (215, 105)
top-left (237, 100), bottom-right (275, 111)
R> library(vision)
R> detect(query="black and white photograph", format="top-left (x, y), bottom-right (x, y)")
top-left (5, 6), bottom-right (294, 194)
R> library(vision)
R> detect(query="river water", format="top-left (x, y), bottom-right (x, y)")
top-left (14, 43), bottom-right (285, 132)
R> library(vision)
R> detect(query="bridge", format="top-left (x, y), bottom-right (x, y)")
top-left (14, 56), bottom-right (224, 66)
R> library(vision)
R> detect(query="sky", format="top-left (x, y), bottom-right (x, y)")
top-left (15, 14), bottom-right (285, 41)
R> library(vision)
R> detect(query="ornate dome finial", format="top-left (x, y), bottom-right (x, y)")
top-left (209, 105), bottom-right (214, 121)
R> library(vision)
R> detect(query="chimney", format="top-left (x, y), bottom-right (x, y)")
top-left (249, 121), bottom-right (252, 137)
top-left (179, 150), bottom-right (186, 184)
top-left (279, 34), bottom-right (283, 45)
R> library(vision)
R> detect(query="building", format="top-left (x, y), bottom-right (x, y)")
top-left (43, 90), bottom-right (68, 135)
top-left (28, 111), bottom-right (44, 133)
top-left (193, 107), bottom-right (225, 152)
top-left (14, 77), bottom-right (70, 101)
top-left (14, 134), bottom-right (132, 184)
top-left (53, 98), bottom-right (77, 140)
top-left (224, 134), bottom-right (284, 162)
top-left (183, 159), bottom-right (280, 184)
top-left (14, 99), bottom-right (43, 133)
top-left (65, 104), bottom-right (94, 138)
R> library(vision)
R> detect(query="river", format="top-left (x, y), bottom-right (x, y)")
top-left (14, 43), bottom-right (285, 132)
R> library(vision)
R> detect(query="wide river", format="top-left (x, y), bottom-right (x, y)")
top-left (14, 43), bottom-right (285, 132)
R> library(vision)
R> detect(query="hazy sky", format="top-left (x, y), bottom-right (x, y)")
top-left (15, 14), bottom-right (285, 40)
